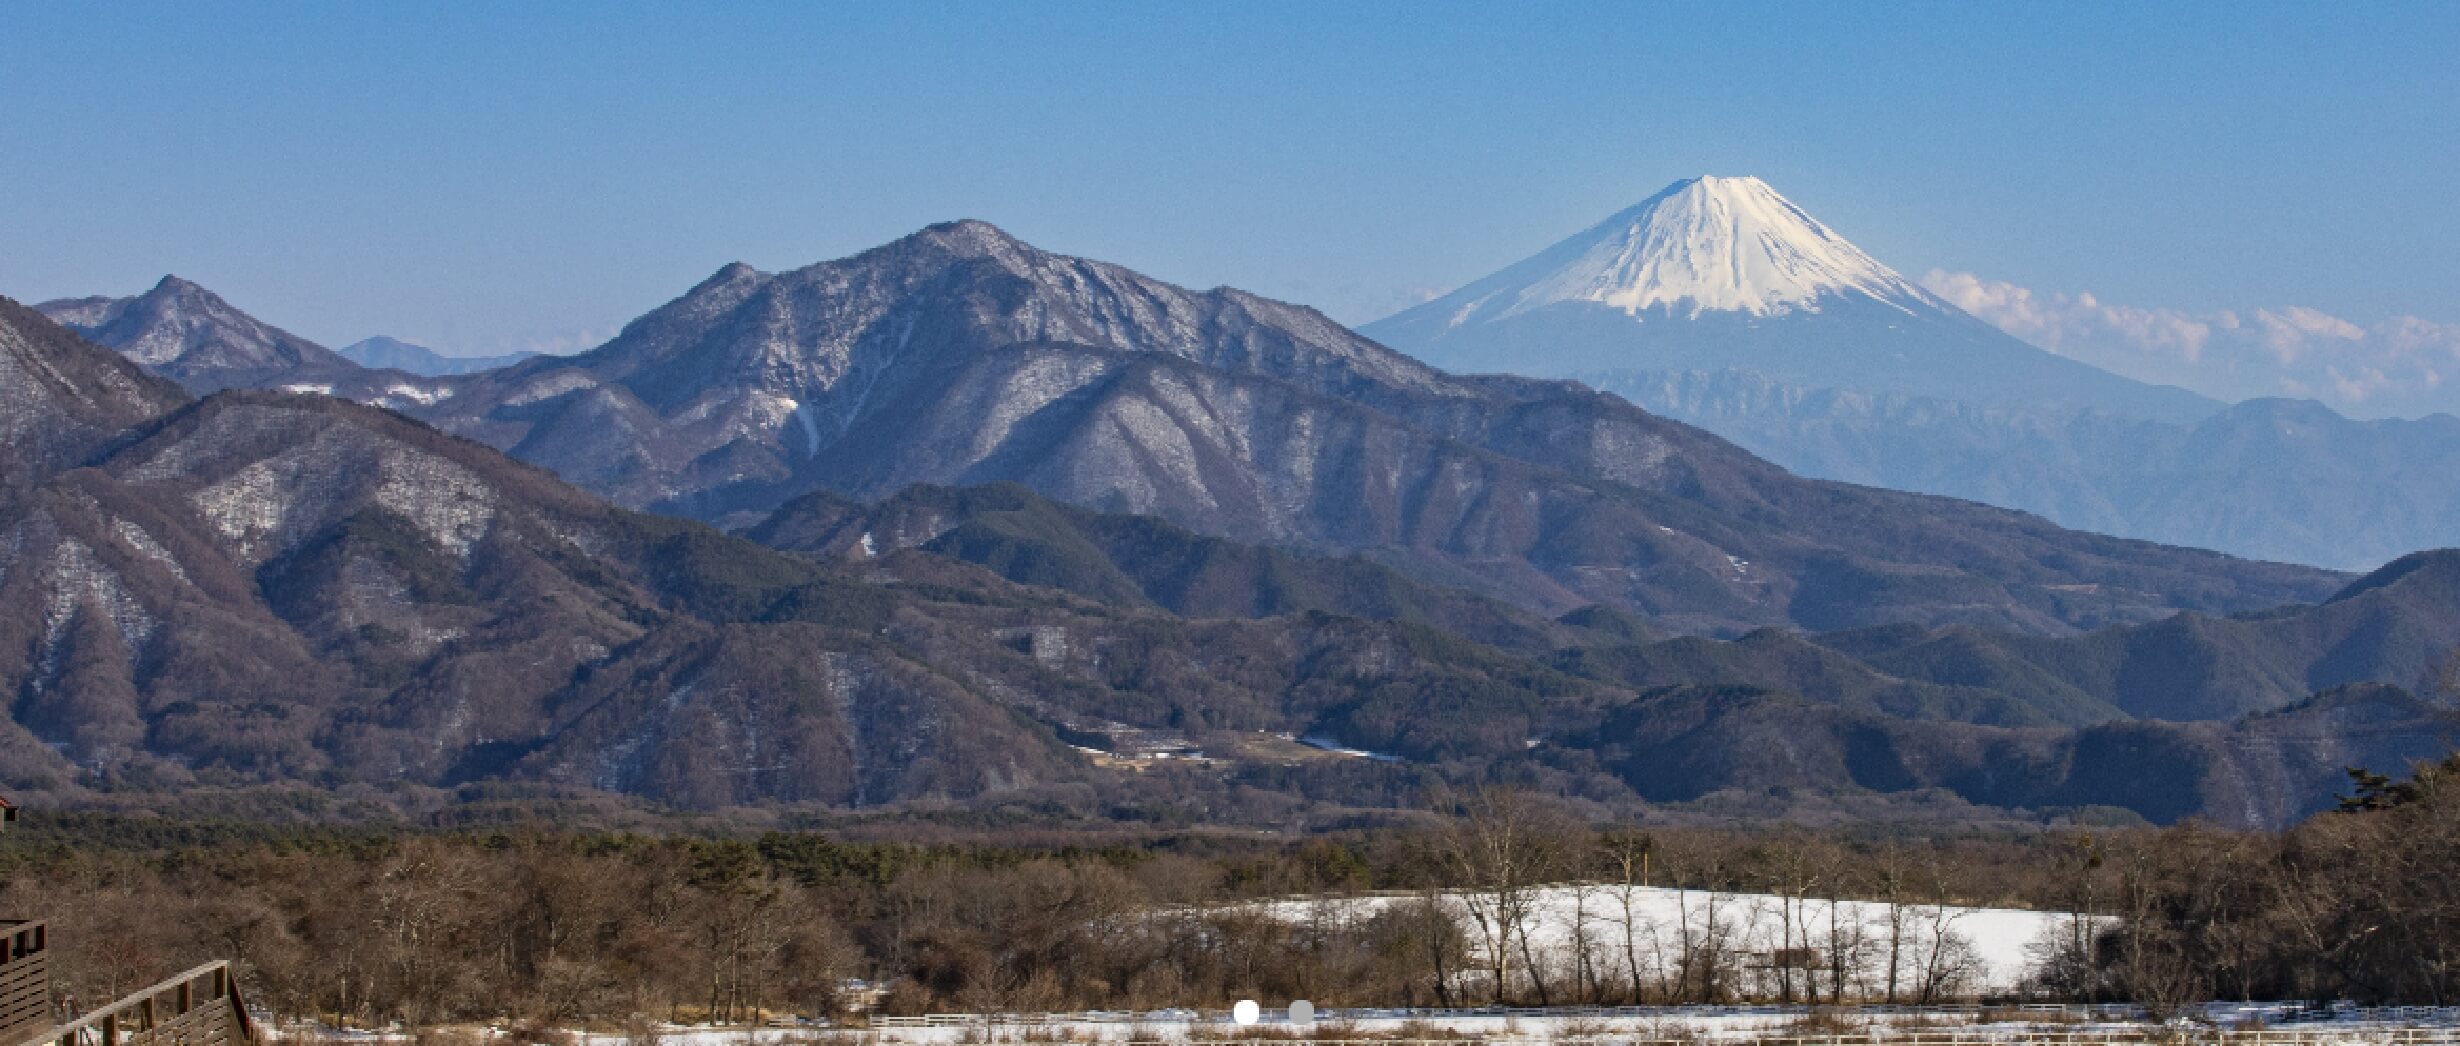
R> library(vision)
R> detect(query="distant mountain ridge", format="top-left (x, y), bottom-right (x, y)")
top-left (338, 336), bottom-right (538, 376)
top-left (1592, 368), bottom-right (2460, 571)
top-left (36, 279), bottom-right (462, 413)
top-left (0, 296), bottom-right (2445, 828)
top-left (37, 276), bottom-right (369, 393)
top-left (26, 256), bottom-right (2341, 635)
top-left (395, 219), bottom-right (2339, 637)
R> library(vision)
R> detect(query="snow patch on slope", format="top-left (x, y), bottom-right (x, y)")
top-left (40, 539), bottom-right (157, 676)
top-left (111, 520), bottom-right (189, 583)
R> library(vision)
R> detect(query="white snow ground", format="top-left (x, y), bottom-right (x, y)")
top-left (1255, 883), bottom-right (2079, 997)
top-left (253, 886), bottom-right (2454, 1044)
top-left (265, 1006), bottom-right (2460, 1046)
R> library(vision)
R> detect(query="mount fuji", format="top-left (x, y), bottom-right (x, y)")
top-left (1363, 176), bottom-right (2215, 421)
top-left (1365, 177), bottom-right (2460, 571)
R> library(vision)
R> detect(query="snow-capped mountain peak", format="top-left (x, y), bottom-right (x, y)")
top-left (1463, 175), bottom-right (1936, 323)
top-left (1363, 176), bottom-right (2219, 421)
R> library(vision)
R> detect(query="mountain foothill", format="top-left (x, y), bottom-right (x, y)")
top-left (11, 189), bottom-right (2457, 830)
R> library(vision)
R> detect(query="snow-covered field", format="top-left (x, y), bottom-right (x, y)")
top-left (270, 1007), bottom-right (2460, 1046)
top-left (1255, 883), bottom-right (2084, 997)
top-left (258, 884), bottom-right (2452, 1046)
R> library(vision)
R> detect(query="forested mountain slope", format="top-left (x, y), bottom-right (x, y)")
top-left (0, 282), bottom-right (2438, 830)
top-left (1815, 549), bottom-right (2460, 721)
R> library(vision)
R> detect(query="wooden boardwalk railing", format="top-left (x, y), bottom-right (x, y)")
top-left (0, 923), bottom-right (50, 1046)
top-left (13, 961), bottom-right (251, 1046)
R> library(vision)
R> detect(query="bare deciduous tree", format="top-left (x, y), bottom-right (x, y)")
top-left (1431, 786), bottom-right (1570, 1004)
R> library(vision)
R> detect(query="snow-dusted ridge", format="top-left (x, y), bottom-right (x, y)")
top-left (1458, 176), bottom-right (1939, 324)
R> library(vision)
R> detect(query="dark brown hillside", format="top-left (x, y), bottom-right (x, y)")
top-left (0, 381), bottom-right (1083, 805)
top-left (518, 620), bottom-right (1069, 809)
top-left (0, 266), bottom-right (2437, 829)
top-left (746, 482), bottom-right (1571, 651)
top-left (1580, 681), bottom-right (2457, 827)
top-left (1549, 627), bottom-right (2126, 727)
top-left (0, 296), bottom-right (189, 496)
top-left (1818, 549), bottom-right (2460, 721)
top-left (0, 304), bottom-right (1655, 812)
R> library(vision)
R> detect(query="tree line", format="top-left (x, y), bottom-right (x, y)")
top-left (0, 756), bottom-right (2454, 1027)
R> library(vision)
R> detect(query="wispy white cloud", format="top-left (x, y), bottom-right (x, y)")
top-left (1920, 270), bottom-right (2460, 419)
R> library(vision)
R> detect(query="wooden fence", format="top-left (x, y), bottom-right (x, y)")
top-left (0, 923), bottom-right (50, 1046)
top-left (14, 962), bottom-right (251, 1046)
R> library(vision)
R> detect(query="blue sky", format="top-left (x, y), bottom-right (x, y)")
top-left (3, 2), bottom-right (2455, 361)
